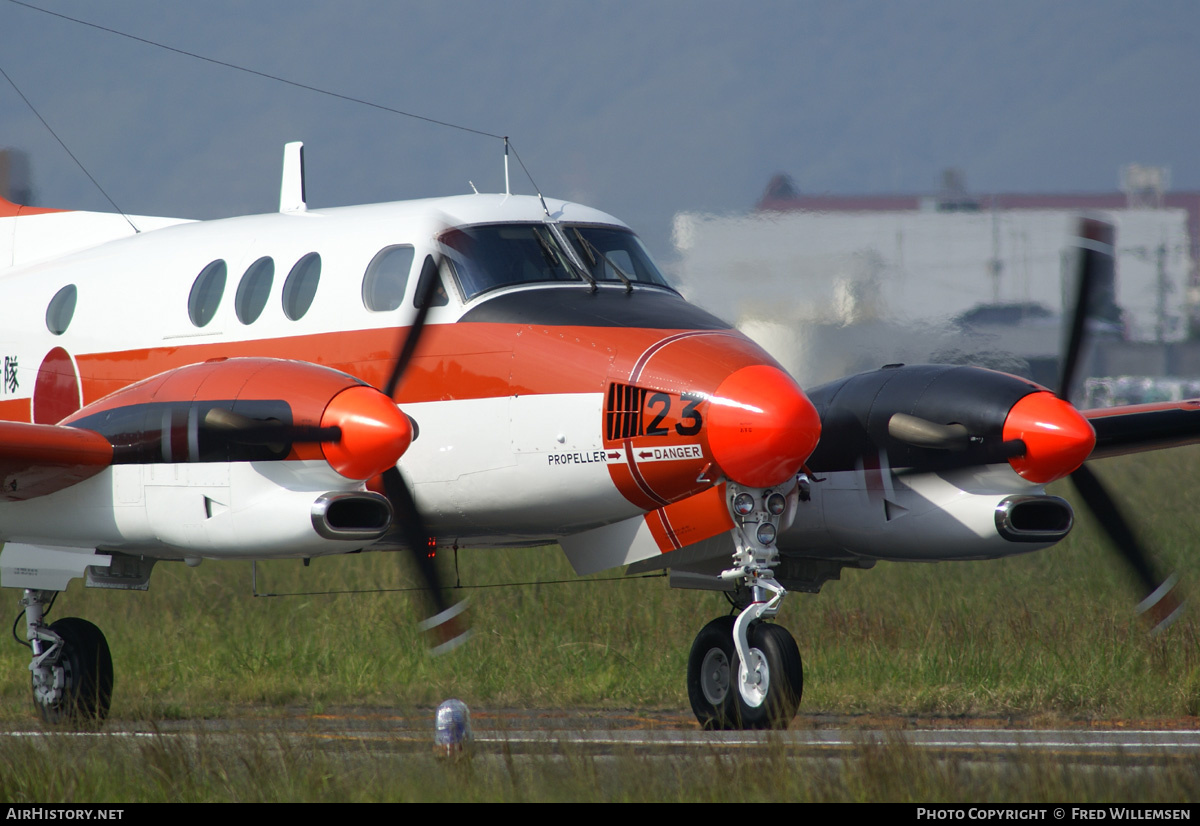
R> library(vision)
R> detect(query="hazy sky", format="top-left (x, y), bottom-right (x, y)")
top-left (1, 0), bottom-right (1197, 260)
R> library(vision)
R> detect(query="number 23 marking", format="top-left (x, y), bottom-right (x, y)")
top-left (646, 393), bottom-right (703, 437)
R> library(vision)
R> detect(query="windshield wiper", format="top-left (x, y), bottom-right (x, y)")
top-left (573, 228), bottom-right (633, 293)
top-left (536, 225), bottom-right (596, 292)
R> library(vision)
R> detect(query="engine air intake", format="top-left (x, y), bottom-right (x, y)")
top-left (605, 383), bottom-right (646, 440)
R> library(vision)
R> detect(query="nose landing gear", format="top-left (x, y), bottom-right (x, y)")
top-left (686, 483), bottom-right (804, 730)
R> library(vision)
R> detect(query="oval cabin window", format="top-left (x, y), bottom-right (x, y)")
top-left (236, 257), bottom-right (274, 324)
top-left (282, 252), bottom-right (321, 321)
top-left (45, 284), bottom-right (78, 335)
top-left (362, 245), bottom-right (415, 312)
top-left (188, 260), bottom-right (227, 327)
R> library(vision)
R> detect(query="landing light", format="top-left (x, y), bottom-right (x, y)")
top-left (756, 523), bottom-right (777, 545)
top-left (766, 492), bottom-right (787, 515)
top-left (733, 493), bottom-right (756, 515)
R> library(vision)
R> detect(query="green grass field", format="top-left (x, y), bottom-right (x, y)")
top-left (1, 448), bottom-right (1199, 801)
top-left (2, 733), bottom-right (1198, 803)
top-left (3, 448), bottom-right (1200, 720)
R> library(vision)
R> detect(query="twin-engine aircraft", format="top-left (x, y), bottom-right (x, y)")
top-left (0, 144), bottom-right (1191, 729)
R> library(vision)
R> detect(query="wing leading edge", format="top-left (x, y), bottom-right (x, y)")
top-left (1085, 400), bottom-right (1200, 460)
top-left (0, 421), bottom-right (113, 502)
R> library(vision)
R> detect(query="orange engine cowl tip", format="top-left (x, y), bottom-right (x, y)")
top-left (320, 386), bottom-right (414, 480)
top-left (1003, 391), bottom-right (1095, 484)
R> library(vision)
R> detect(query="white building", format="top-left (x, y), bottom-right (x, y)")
top-left (671, 172), bottom-right (1197, 387)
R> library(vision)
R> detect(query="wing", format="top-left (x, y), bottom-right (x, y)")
top-left (1085, 400), bottom-right (1200, 459)
top-left (0, 420), bottom-right (113, 501)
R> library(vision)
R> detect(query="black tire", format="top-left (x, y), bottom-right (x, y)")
top-left (33, 617), bottom-right (113, 725)
top-left (687, 616), bottom-right (739, 730)
top-left (687, 617), bottom-right (803, 731)
top-left (738, 622), bottom-right (803, 731)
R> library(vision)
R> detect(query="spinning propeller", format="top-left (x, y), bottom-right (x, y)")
top-left (377, 254), bottom-right (471, 653)
top-left (881, 218), bottom-right (1182, 631)
top-left (1058, 219), bottom-right (1183, 633)
top-left (196, 255), bottom-right (468, 651)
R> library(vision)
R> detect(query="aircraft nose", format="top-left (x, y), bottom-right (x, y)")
top-left (706, 365), bottom-right (821, 488)
top-left (1003, 391), bottom-right (1096, 483)
top-left (320, 385), bottom-right (414, 480)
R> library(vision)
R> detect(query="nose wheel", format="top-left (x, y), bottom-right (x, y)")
top-left (687, 615), bottom-right (803, 730)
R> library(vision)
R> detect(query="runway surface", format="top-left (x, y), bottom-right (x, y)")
top-left (4, 708), bottom-right (1200, 759)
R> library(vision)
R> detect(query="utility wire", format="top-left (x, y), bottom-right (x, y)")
top-left (6, 0), bottom-right (504, 141)
top-left (0, 61), bottom-right (139, 232)
top-left (252, 570), bottom-right (668, 599)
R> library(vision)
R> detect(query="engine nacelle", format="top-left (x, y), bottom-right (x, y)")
top-left (781, 465), bottom-right (1073, 561)
top-left (805, 363), bottom-right (1094, 484)
top-left (134, 463), bottom-right (395, 558)
top-left (1, 358), bottom-right (413, 561)
top-left (63, 357), bottom-right (412, 481)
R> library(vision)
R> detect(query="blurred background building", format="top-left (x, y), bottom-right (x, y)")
top-left (673, 165), bottom-right (1200, 404)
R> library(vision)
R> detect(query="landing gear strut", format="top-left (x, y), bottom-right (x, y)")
top-left (21, 589), bottom-right (112, 724)
top-left (686, 483), bottom-right (803, 730)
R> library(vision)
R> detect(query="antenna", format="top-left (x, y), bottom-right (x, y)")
top-left (9, 5), bottom-right (555, 216)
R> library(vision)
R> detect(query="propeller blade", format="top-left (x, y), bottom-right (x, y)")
top-left (381, 466), bottom-right (470, 654)
top-left (1058, 218), bottom-right (1114, 401)
top-left (1054, 218), bottom-right (1183, 630)
top-left (383, 254), bottom-right (442, 399)
top-left (1069, 464), bottom-right (1183, 633)
top-left (375, 251), bottom-right (470, 652)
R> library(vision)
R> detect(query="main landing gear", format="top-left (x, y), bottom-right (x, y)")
top-left (20, 589), bottom-right (113, 724)
top-left (686, 483), bottom-right (803, 730)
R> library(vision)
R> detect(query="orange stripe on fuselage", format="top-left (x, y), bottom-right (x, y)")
top-left (0, 398), bottom-right (31, 422)
top-left (72, 322), bottom-right (751, 407)
top-left (6, 320), bottom-right (787, 512)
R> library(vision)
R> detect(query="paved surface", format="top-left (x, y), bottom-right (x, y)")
top-left (4, 708), bottom-right (1200, 759)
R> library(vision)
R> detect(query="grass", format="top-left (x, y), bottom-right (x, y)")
top-left (2, 731), bottom-right (1199, 803)
top-left (3, 448), bottom-right (1200, 722)
top-left (2, 448), bottom-right (1200, 801)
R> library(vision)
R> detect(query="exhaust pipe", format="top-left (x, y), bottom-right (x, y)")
top-left (311, 491), bottom-right (393, 541)
top-left (995, 495), bottom-right (1074, 543)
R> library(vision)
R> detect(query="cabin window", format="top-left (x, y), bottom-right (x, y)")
top-left (235, 257), bottom-right (274, 324)
top-left (563, 225), bottom-right (672, 288)
top-left (362, 245), bottom-right (415, 312)
top-left (282, 252), bottom-right (321, 321)
top-left (188, 260), bottom-right (227, 327)
top-left (45, 284), bottom-right (78, 335)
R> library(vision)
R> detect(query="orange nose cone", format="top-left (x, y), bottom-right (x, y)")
top-left (706, 365), bottom-right (821, 488)
top-left (1003, 391), bottom-right (1095, 483)
top-left (320, 385), bottom-right (414, 480)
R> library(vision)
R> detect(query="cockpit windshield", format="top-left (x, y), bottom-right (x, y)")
top-left (439, 224), bottom-right (580, 301)
top-left (562, 224), bottom-right (672, 289)
top-left (439, 222), bottom-right (672, 301)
